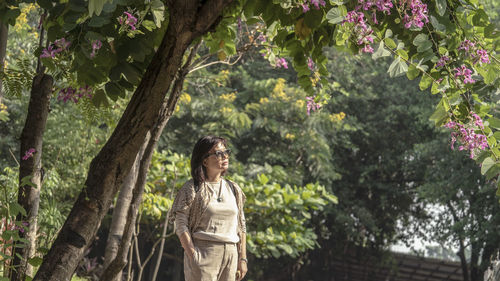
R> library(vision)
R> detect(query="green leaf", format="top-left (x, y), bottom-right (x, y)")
top-left (326, 6), bottom-right (346, 25)
top-left (384, 38), bottom-right (396, 49)
top-left (9, 202), bottom-right (27, 217)
top-left (435, 0), bottom-right (447, 16)
top-left (429, 101), bottom-right (448, 126)
top-left (142, 20), bottom-right (156, 31)
top-left (396, 49), bottom-right (408, 60)
top-left (430, 16), bottom-right (446, 32)
top-left (151, 0), bottom-right (165, 27)
top-left (28, 257), bottom-right (43, 267)
top-left (304, 9), bottom-right (323, 28)
top-left (387, 57), bottom-right (408, 78)
top-left (487, 117), bottom-right (500, 130)
top-left (419, 74), bottom-right (432, 91)
top-left (477, 64), bottom-right (497, 85)
top-left (372, 41), bottom-right (390, 60)
top-left (406, 64), bottom-right (420, 80)
top-left (91, 89), bottom-right (110, 107)
top-left (413, 33), bottom-right (432, 52)
top-left (481, 157), bottom-right (495, 175)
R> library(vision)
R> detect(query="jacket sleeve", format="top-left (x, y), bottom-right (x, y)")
top-left (168, 180), bottom-right (195, 235)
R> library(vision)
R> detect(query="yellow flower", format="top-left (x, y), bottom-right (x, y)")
top-left (175, 105), bottom-right (180, 113)
top-left (295, 100), bottom-right (305, 108)
top-left (329, 112), bottom-right (346, 122)
top-left (179, 93), bottom-right (191, 104)
top-left (259, 97), bottom-right (269, 104)
top-left (272, 78), bottom-right (288, 100)
top-left (0, 103), bottom-right (7, 111)
top-left (220, 107), bottom-right (233, 114)
top-left (285, 133), bottom-right (295, 140)
top-left (220, 92), bottom-right (236, 102)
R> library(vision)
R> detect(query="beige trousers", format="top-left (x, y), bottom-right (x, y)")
top-left (184, 239), bottom-right (238, 281)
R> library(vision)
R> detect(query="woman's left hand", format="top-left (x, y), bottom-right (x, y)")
top-left (237, 259), bottom-right (248, 281)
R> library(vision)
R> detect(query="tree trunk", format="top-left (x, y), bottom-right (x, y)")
top-left (102, 146), bottom-right (144, 281)
top-left (33, 1), bottom-right (231, 280)
top-left (10, 73), bottom-right (53, 281)
top-left (0, 22), bottom-right (8, 99)
top-left (469, 240), bottom-right (481, 281)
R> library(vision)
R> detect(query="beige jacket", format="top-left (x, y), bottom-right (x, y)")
top-left (169, 179), bottom-right (246, 242)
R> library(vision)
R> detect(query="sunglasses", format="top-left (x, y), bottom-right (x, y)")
top-left (205, 149), bottom-right (231, 160)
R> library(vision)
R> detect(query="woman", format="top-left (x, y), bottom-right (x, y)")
top-left (170, 136), bottom-right (248, 281)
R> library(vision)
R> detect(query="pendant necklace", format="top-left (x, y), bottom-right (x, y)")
top-left (217, 179), bottom-right (223, 202)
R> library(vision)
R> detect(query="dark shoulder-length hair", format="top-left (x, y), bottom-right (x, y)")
top-left (191, 135), bottom-right (227, 190)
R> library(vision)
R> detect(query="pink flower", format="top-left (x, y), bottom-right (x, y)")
top-left (310, 0), bottom-right (326, 9)
top-left (458, 40), bottom-right (475, 52)
top-left (307, 57), bottom-right (315, 71)
top-left (22, 148), bottom-right (36, 160)
top-left (123, 11), bottom-right (137, 30)
top-left (476, 49), bottom-right (490, 64)
top-left (90, 40), bottom-right (102, 58)
top-left (276, 57), bottom-right (288, 69)
top-left (436, 56), bottom-right (450, 68)
top-left (360, 44), bottom-right (374, 53)
top-left (54, 38), bottom-right (71, 52)
top-left (454, 65), bottom-right (475, 84)
top-left (400, 0), bottom-right (429, 29)
top-left (306, 96), bottom-right (321, 115)
top-left (40, 45), bottom-right (57, 58)
top-left (301, 3), bottom-right (310, 13)
top-left (444, 114), bottom-right (488, 158)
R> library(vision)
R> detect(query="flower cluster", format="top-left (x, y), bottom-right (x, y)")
top-left (444, 113), bottom-right (488, 159)
top-left (57, 86), bottom-right (93, 103)
top-left (40, 38), bottom-right (71, 58)
top-left (343, 10), bottom-right (374, 53)
top-left (357, 0), bottom-right (393, 23)
top-left (300, 0), bottom-right (326, 13)
top-left (306, 96), bottom-right (321, 115)
top-left (90, 40), bottom-right (102, 58)
top-left (399, 0), bottom-right (429, 28)
top-left (435, 56), bottom-right (450, 68)
top-left (22, 148), bottom-right (36, 160)
top-left (117, 11), bottom-right (138, 32)
top-left (307, 57), bottom-right (316, 71)
top-left (458, 40), bottom-right (490, 65)
top-left (275, 57), bottom-right (288, 69)
top-left (454, 64), bottom-right (475, 84)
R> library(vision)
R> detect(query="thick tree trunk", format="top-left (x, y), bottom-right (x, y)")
top-left (102, 146), bottom-right (144, 281)
top-left (10, 73), bottom-right (53, 281)
top-left (0, 22), bottom-right (7, 99)
top-left (101, 43), bottom-right (197, 281)
top-left (33, 1), bottom-right (231, 280)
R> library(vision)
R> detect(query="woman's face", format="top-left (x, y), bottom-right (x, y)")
top-left (203, 142), bottom-right (230, 174)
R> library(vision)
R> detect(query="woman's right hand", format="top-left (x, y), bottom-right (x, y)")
top-left (187, 247), bottom-right (197, 261)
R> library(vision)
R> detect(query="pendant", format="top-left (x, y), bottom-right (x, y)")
top-left (217, 197), bottom-right (222, 202)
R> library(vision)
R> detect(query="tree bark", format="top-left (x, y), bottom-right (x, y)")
top-left (0, 22), bottom-right (8, 99)
top-left (33, 1), bottom-right (232, 280)
top-left (101, 41), bottom-right (198, 281)
top-left (102, 146), bottom-right (144, 281)
top-left (10, 73), bottom-right (53, 281)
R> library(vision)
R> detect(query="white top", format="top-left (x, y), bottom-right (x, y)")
top-left (192, 179), bottom-right (240, 243)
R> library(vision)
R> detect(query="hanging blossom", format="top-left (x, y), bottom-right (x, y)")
top-left (300, 0), bottom-right (326, 13)
top-left (90, 40), bottom-right (102, 58)
top-left (57, 86), bottom-right (93, 103)
top-left (444, 113), bottom-right (488, 159)
top-left (22, 148), bottom-right (36, 160)
top-left (275, 57), bottom-right (288, 69)
top-left (306, 96), bottom-right (321, 115)
top-left (457, 39), bottom-right (490, 65)
top-left (357, 0), bottom-right (393, 23)
top-left (399, 0), bottom-right (429, 29)
top-left (118, 11), bottom-right (138, 31)
top-left (40, 38), bottom-right (71, 58)
top-left (454, 65), bottom-right (475, 84)
top-left (435, 56), bottom-right (450, 68)
top-left (343, 10), bottom-right (374, 53)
